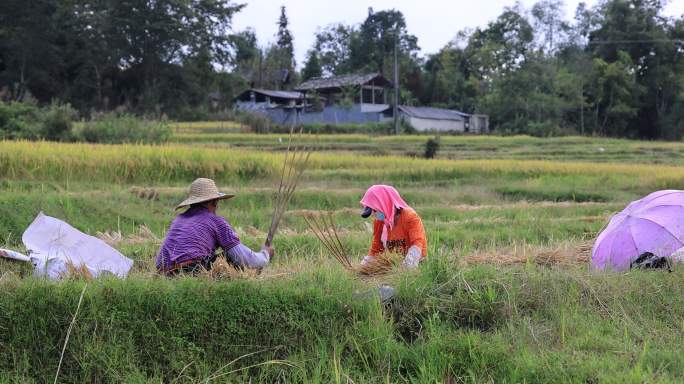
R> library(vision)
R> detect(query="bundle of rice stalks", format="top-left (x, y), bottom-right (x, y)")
top-left (60, 260), bottom-right (94, 280)
top-left (462, 240), bottom-right (593, 267)
top-left (198, 257), bottom-right (260, 280)
top-left (129, 186), bottom-right (159, 201)
top-left (304, 212), bottom-right (353, 270)
top-left (265, 128), bottom-right (311, 247)
top-left (357, 252), bottom-right (404, 276)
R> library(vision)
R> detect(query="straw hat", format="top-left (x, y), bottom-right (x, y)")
top-left (176, 178), bottom-right (235, 210)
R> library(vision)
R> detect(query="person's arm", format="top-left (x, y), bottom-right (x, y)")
top-left (368, 220), bottom-right (385, 257)
top-left (225, 243), bottom-right (270, 268)
top-left (215, 216), bottom-right (270, 269)
top-left (362, 220), bottom-right (385, 265)
top-left (403, 212), bottom-right (427, 268)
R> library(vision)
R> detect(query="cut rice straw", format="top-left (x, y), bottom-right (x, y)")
top-left (265, 127), bottom-right (311, 247)
top-left (357, 252), bottom-right (403, 276)
top-left (304, 212), bottom-right (353, 270)
top-left (462, 240), bottom-right (593, 266)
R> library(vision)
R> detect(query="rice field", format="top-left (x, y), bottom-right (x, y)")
top-left (1, 128), bottom-right (684, 382)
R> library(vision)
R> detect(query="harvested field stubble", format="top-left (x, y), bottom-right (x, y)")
top-left (3, 132), bottom-right (684, 382)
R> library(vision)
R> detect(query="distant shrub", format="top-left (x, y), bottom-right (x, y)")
top-left (300, 122), bottom-right (393, 135)
top-left (0, 101), bottom-right (42, 139)
top-left (0, 101), bottom-right (77, 140)
top-left (233, 111), bottom-right (273, 133)
top-left (76, 113), bottom-right (171, 144)
top-left (40, 103), bottom-right (78, 141)
top-left (424, 136), bottom-right (441, 159)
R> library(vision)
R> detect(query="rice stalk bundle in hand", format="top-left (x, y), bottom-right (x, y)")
top-left (357, 252), bottom-right (403, 276)
top-left (265, 127), bottom-right (311, 247)
top-left (304, 212), bottom-right (353, 270)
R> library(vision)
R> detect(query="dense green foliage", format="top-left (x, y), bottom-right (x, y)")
top-left (0, 102), bottom-right (76, 140)
top-left (76, 114), bottom-right (171, 144)
top-left (0, 102), bottom-right (170, 143)
top-left (0, 0), bottom-right (245, 119)
top-left (308, 1), bottom-right (684, 138)
top-left (1, 1), bottom-right (682, 136)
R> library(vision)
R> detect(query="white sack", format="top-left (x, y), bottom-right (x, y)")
top-left (22, 212), bottom-right (133, 279)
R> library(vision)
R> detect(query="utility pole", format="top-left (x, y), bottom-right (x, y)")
top-left (393, 31), bottom-right (400, 135)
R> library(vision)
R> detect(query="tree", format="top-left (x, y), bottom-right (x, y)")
top-left (352, 8), bottom-right (420, 76)
top-left (588, 0), bottom-right (682, 138)
top-left (0, 0), bottom-right (245, 114)
top-left (313, 23), bottom-right (357, 75)
top-left (273, 5), bottom-right (295, 88)
top-left (230, 29), bottom-right (261, 86)
top-left (301, 50), bottom-right (323, 81)
top-left (587, 52), bottom-right (642, 136)
top-left (531, 0), bottom-right (569, 54)
top-left (0, 0), bottom-right (65, 101)
top-left (276, 6), bottom-right (295, 66)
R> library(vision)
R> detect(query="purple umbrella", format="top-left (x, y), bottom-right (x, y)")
top-left (592, 190), bottom-right (684, 271)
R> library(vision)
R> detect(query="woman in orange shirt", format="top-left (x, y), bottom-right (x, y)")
top-left (359, 185), bottom-right (427, 268)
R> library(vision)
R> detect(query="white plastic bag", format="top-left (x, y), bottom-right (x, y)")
top-left (22, 212), bottom-right (133, 279)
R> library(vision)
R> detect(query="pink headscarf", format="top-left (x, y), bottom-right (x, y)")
top-left (360, 185), bottom-right (411, 245)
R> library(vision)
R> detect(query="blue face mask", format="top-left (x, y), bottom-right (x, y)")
top-left (375, 211), bottom-right (385, 221)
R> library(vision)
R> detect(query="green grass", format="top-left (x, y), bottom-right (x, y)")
top-left (1, 131), bottom-right (684, 382)
top-left (1, 264), bottom-right (683, 382)
top-left (172, 132), bottom-right (684, 164)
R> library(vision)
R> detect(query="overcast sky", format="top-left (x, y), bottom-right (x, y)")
top-left (232, 0), bottom-right (684, 67)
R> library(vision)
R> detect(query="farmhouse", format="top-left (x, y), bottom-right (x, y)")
top-left (398, 106), bottom-right (490, 134)
top-left (234, 73), bottom-right (489, 132)
top-left (295, 72), bottom-right (392, 108)
top-left (234, 89), bottom-right (307, 111)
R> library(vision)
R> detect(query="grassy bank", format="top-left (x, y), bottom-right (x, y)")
top-left (1, 264), bottom-right (683, 382)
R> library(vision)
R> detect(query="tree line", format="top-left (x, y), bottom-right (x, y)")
top-left (1, 0), bottom-right (683, 138)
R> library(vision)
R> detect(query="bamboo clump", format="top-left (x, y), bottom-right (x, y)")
top-left (265, 128), bottom-right (311, 247)
top-left (304, 212), bottom-right (353, 270)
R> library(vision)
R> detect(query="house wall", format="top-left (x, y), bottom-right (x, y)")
top-left (261, 104), bottom-right (385, 126)
top-left (407, 116), bottom-right (466, 132)
top-left (470, 114), bottom-right (489, 134)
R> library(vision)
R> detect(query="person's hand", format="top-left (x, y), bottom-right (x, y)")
top-left (402, 246), bottom-right (422, 268)
top-left (262, 245), bottom-right (275, 260)
top-left (0, 249), bottom-right (7, 258)
top-left (360, 255), bottom-right (374, 266)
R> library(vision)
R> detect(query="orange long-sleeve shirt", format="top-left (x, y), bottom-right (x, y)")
top-left (369, 208), bottom-right (427, 258)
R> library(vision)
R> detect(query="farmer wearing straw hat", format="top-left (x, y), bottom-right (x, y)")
top-left (156, 178), bottom-right (273, 275)
top-left (359, 185), bottom-right (427, 268)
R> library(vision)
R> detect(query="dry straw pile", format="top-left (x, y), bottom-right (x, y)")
top-left (462, 240), bottom-right (593, 266)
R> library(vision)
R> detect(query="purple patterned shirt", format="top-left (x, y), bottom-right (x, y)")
top-left (156, 206), bottom-right (241, 271)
